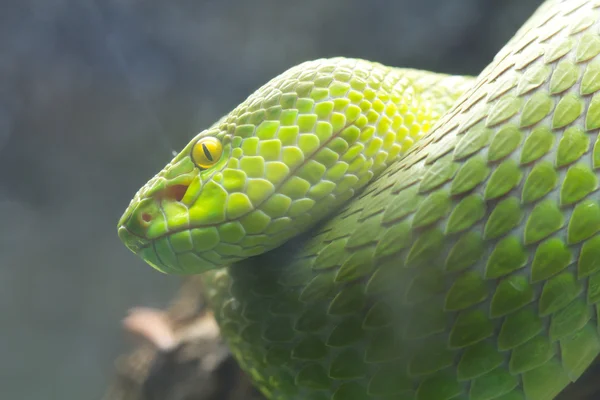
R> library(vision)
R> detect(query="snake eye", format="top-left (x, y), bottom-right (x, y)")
top-left (192, 137), bottom-right (223, 169)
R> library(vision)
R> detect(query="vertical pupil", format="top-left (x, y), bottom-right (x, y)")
top-left (202, 143), bottom-right (213, 161)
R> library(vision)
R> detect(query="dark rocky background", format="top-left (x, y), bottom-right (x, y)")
top-left (0, 0), bottom-right (545, 398)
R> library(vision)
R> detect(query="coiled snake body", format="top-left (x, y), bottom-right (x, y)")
top-left (118, 1), bottom-right (600, 398)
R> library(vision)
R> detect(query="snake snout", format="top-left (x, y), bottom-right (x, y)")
top-left (119, 183), bottom-right (192, 239)
top-left (117, 183), bottom-right (188, 252)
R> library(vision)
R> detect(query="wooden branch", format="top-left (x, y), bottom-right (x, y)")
top-left (102, 277), bottom-right (264, 400)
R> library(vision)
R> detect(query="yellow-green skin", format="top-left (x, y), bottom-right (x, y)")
top-left (118, 0), bottom-right (600, 399)
top-left (118, 59), bottom-right (471, 272)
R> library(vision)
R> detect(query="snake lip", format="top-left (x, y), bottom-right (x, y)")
top-left (118, 225), bottom-right (150, 254)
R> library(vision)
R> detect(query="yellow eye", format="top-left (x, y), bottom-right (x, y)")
top-left (192, 137), bottom-right (223, 169)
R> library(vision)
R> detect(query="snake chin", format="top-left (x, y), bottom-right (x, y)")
top-left (117, 225), bottom-right (224, 275)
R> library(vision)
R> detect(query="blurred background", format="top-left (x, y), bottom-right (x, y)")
top-left (1, 0), bottom-right (545, 398)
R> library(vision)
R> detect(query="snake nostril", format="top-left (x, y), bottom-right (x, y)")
top-left (141, 212), bottom-right (152, 222)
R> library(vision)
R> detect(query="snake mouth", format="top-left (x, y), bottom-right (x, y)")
top-left (117, 224), bottom-right (149, 255)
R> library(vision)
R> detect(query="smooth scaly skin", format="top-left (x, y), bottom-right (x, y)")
top-left (118, 60), bottom-right (472, 272)
top-left (119, 0), bottom-right (600, 399)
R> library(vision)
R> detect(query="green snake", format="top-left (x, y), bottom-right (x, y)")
top-left (117, 0), bottom-right (600, 398)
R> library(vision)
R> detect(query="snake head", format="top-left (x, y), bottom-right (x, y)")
top-left (117, 124), bottom-right (235, 274)
top-left (118, 58), bottom-right (461, 275)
